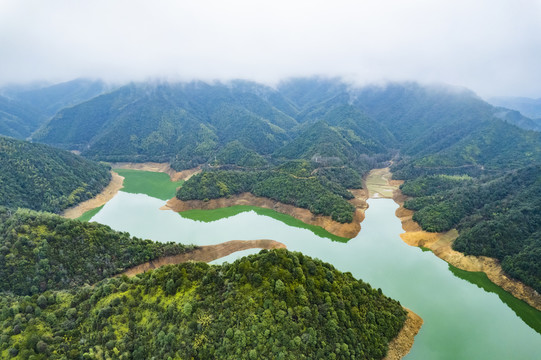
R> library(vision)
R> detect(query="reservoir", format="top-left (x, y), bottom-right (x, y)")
top-left (88, 175), bottom-right (541, 359)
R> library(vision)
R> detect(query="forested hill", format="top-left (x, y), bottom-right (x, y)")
top-left (33, 81), bottom-right (298, 169)
top-left (401, 166), bottom-right (541, 293)
top-left (33, 78), bottom-right (541, 174)
top-left (0, 206), bottom-right (194, 295)
top-left (0, 249), bottom-right (407, 359)
top-left (0, 136), bottom-right (111, 213)
top-left (0, 95), bottom-right (44, 139)
top-left (0, 79), bottom-right (111, 139)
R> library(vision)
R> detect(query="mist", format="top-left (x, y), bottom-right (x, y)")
top-left (1, 0), bottom-right (540, 97)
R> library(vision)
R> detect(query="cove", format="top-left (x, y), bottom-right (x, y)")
top-left (88, 191), bottom-right (541, 359)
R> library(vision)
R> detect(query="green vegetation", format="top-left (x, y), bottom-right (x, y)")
top-left (0, 206), bottom-right (195, 295)
top-left (0, 249), bottom-right (406, 359)
top-left (402, 166), bottom-right (541, 292)
top-left (178, 169), bottom-right (356, 223)
top-left (0, 136), bottom-right (111, 213)
top-left (114, 169), bottom-right (183, 200)
top-left (179, 206), bottom-right (349, 242)
top-left (76, 205), bottom-right (104, 222)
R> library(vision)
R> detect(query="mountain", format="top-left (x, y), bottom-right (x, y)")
top-left (489, 96), bottom-right (541, 120)
top-left (0, 136), bottom-right (111, 213)
top-left (0, 249), bottom-right (407, 359)
top-left (33, 81), bottom-right (298, 169)
top-left (3, 78), bottom-right (111, 118)
top-left (0, 95), bottom-right (44, 139)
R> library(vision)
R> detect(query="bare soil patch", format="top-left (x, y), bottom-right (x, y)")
top-left (121, 239), bottom-right (286, 277)
top-left (62, 171), bottom-right (124, 219)
top-left (384, 309), bottom-right (423, 360)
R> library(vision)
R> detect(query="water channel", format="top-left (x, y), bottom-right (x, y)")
top-left (88, 180), bottom-right (541, 359)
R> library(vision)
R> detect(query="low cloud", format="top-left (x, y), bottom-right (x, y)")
top-left (1, 0), bottom-right (540, 97)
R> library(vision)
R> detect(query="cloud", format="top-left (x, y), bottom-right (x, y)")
top-left (1, 0), bottom-right (540, 97)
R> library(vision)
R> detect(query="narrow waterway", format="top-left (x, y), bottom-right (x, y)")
top-left (90, 191), bottom-right (541, 359)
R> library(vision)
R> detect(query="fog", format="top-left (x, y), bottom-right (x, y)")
top-left (1, 0), bottom-right (540, 97)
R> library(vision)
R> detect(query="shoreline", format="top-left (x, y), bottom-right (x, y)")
top-left (384, 308), bottom-right (423, 360)
top-left (391, 183), bottom-right (541, 312)
top-left (111, 162), bottom-right (201, 181)
top-left (120, 239), bottom-right (286, 277)
top-left (62, 171), bottom-right (125, 219)
top-left (161, 191), bottom-right (368, 239)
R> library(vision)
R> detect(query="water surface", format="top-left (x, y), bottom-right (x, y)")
top-left (90, 191), bottom-right (541, 359)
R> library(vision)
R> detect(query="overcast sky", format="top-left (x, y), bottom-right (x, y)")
top-left (1, 0), bottom-right (540, 97)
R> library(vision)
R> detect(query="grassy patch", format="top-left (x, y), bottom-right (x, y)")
top-left (77, 205), bottom-right (104, 222)
top-left (449, 264), bottom-right (541, 335)
top-left (179, 205), bottom-right (350, 243)
top-left (114, 169), bottom-right (184, 200)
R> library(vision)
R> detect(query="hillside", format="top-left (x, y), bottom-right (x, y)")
top-left (33, 81), bottom-right (298, 169)
top-left (489, 96), bottom-right (541, 120)
top-left (0, 249), bottom-right (407, 359)
top-left (0, 136), bottom-right (111, 213)
top-left (401, 166), bottom-right (541, 292)
top-left (0, 95), bottom-right (44, 139)
top-left (4, 78), bottom-right (110, 118)
top-left (0, 207), bottom-right (195, 295)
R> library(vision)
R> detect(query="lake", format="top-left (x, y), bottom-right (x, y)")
top-left (88, 187), bottom-right (541, 359)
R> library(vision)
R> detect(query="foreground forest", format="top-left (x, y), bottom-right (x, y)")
top-left (0, 249), bottom-right (406, 359)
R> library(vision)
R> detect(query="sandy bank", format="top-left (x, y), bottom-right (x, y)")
top-left (161, 191), bottom-right (367, 239)
top-left (62, 171), bottom-right (124, 219)
top-left (121, 239), bottom-right (286, 277)
top-left (111, 162), bottom-right (201, 181)
top-left (393, 188), bottom-right (541, 311)
top-left (383, 308), bottom-right (423, 360)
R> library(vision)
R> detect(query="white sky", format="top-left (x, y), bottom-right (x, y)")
top-left (1, 0), bottom-right (540, 97)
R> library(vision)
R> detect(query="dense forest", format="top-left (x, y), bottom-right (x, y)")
top-left (177, 162), bottom-right (358, 223)
top-left (401, 166), bottom-right (541, 292)
top-left (0, 136), bottom-right (111, 213)
top-left (0, 206), bottom-right (195, 295)
top-left (0, 249), bottom-right (407, 359)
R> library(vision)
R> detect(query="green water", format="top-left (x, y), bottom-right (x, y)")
top-left (77, 205), bottom-right (104, 222)
top-left (113, 168), bottom-right (183, 200)
top-left (85, 171), bottom-right (541, 359)
top-left (180, 206), bottom-right (348, 242)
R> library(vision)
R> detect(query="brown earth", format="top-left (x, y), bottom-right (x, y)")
top-left (383, 309), bottom-right (423, 360)
top-left (111, 162), bottom-right (201, 181)
top-left (62, 171), bottom-right (125, 219)
top-left (120, 239), bottom-right (286, 277)
top-left (161, 191), bottom-right (368, 239)
top-left (393, 185), bottom-right (541, 311)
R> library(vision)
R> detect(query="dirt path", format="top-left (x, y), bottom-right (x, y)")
top-left (111, 162), bottom-right (201, 181)
top-left (162, 191), bottom-right (368, 239)
top-left (62, 171), bottom-right (125, 219)
top-left (121, 239), bottom-right (286, 277)
top-left (389, 176), bottom-right (541, 311)
top-left (383, 309), bottom-right (423, 360)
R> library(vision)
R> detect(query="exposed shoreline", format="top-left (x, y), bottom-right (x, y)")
top-left (161, 191), bottom-right (368, 239)
top-left (384, 309), bottom-right (423, 360)
top-left (120, 239), bottom-right (286, 277)
top-left (62, 171), bottom-right (125, 219)
top-left (388, 178), bottom-right (541, 311)
top-left (111, 162), bottom-right (201, 181)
